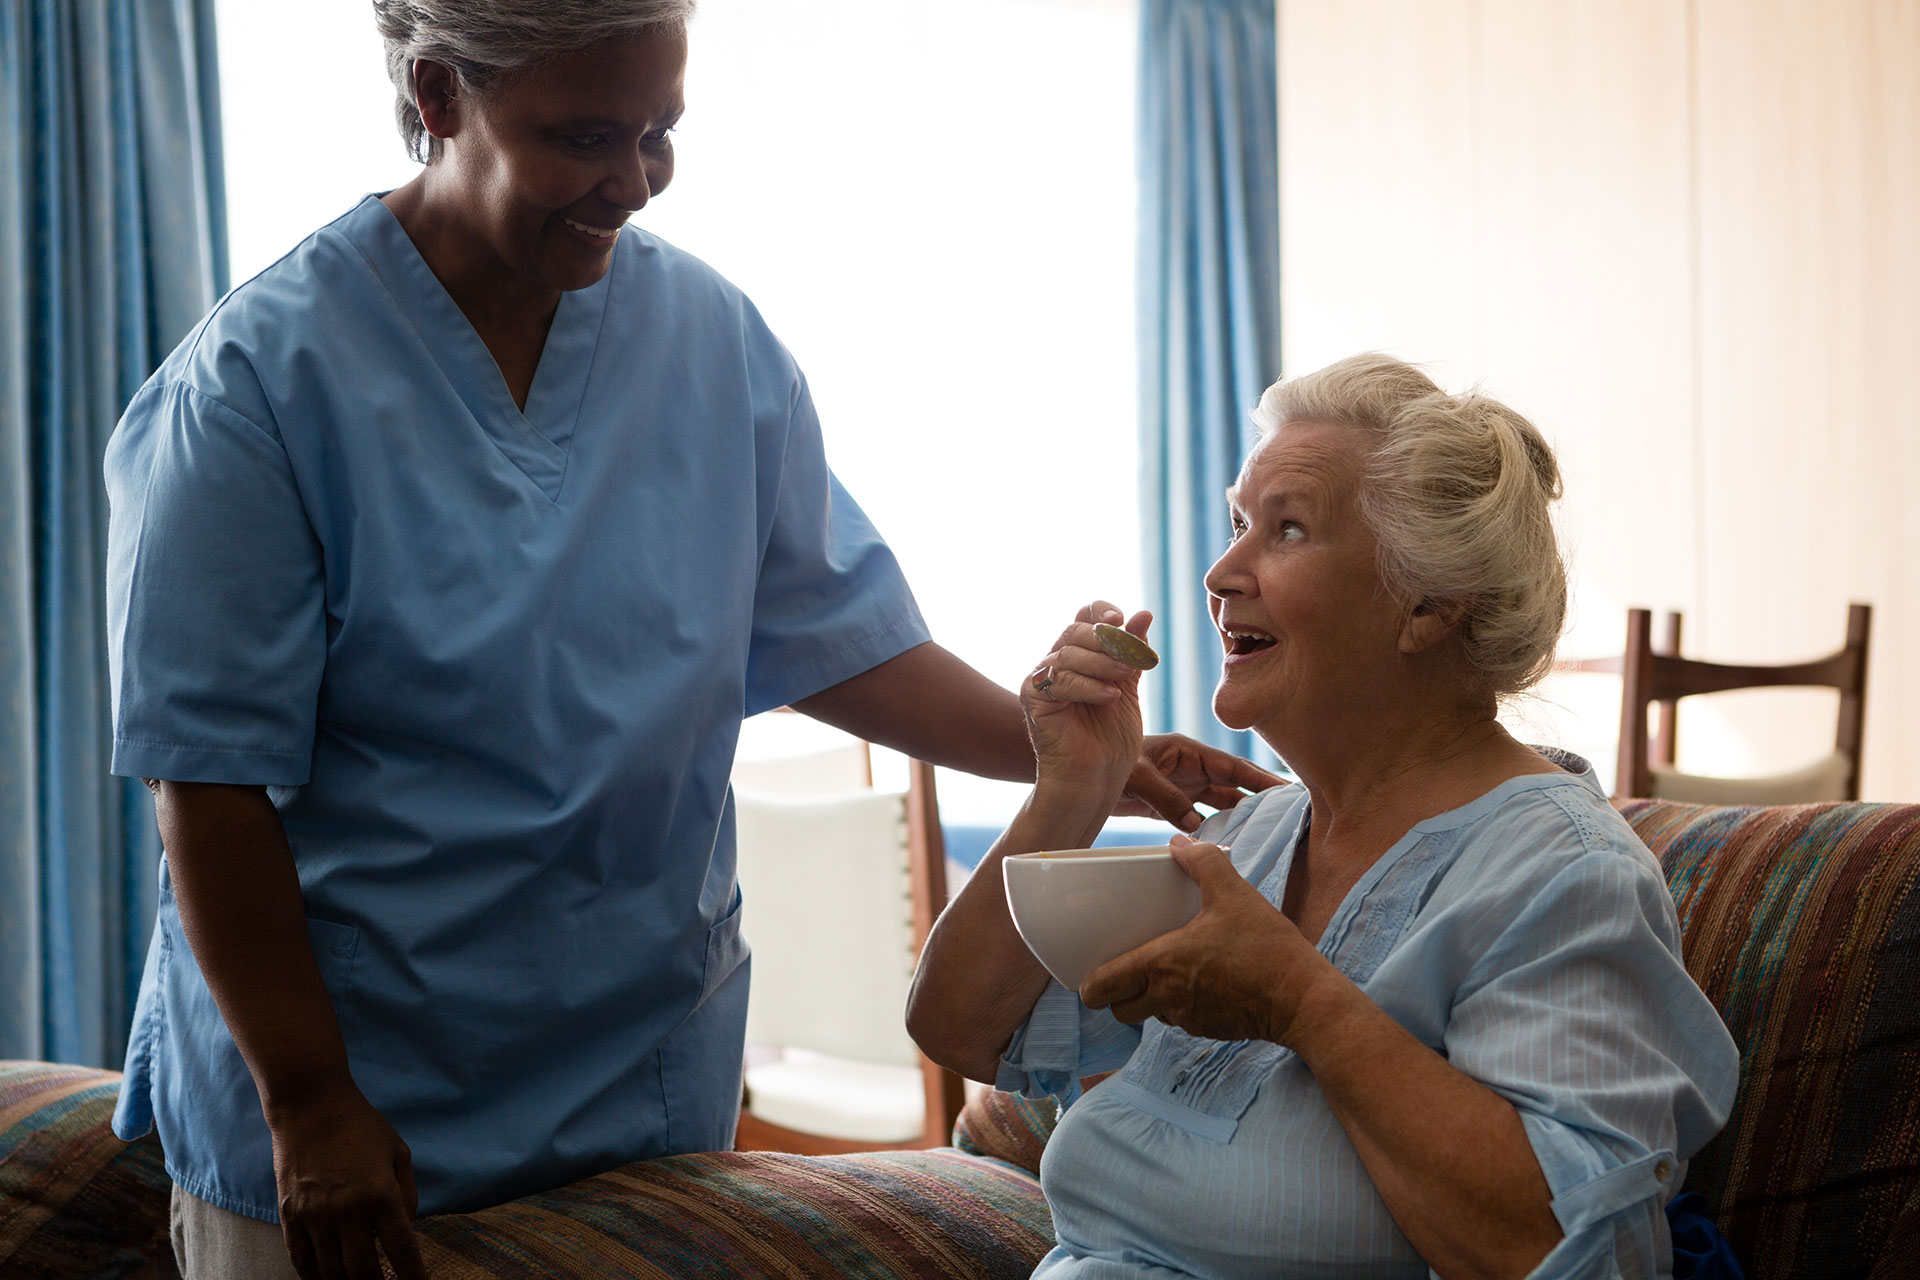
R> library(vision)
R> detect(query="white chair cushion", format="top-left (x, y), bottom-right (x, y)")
top-left (734, 786), bottom-right (921, 1068)
top-left (744, 1051), bottom-right (927, 1144)
top-left (1649, 751), bottom-right (1852, 804)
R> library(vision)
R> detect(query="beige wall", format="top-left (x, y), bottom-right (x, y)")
top-left (1277, 0), bottom-right (1920, 797)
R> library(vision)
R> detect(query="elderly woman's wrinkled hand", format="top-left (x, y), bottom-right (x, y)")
top-left (1079, 836), bottom-right (1336, 1047)
top-left (1023, 601), bottom-right (1155, 802)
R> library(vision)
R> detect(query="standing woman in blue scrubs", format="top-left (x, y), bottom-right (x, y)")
top-left (101, 3), bottom-right (1280, 1278)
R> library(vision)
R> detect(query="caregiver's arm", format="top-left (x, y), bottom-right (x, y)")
top-left (154, 781), bottom-right (425, 1280)
top-left (793, 641), bottom-right (1034, 782)
top-left (795, 630), bottom-right (1283, 831)
top-left (1083, 842), bottom-right (1560, 1280)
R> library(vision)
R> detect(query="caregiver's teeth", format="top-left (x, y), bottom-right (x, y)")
top-left (564, 217), bottom-right (617, 238)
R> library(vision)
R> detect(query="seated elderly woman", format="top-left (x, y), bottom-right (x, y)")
top-left (907, 353), bottom-right (1740, 1280)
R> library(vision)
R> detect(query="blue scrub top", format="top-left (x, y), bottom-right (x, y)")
top-left (104, 195), bottom-right (930, 1220)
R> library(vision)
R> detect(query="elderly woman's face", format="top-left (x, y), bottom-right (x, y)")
top-left (437, 28), bottom-right (687, 293)
top-left (1204, 421), bottom-right (1408, 743)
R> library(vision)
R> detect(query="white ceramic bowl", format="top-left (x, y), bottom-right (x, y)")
top-left (1002, 845), bottom-right (1202, 991)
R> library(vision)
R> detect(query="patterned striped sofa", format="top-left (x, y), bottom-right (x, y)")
top-left (3, 799), bottom-right (1918, 1279)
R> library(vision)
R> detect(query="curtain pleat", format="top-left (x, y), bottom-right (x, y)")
top-left (0, 0), bottom-right (225, 1066)
top-left (1137, 0), bottom-right (1281, 761)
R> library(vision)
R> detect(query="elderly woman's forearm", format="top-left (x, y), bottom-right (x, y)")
top-left (907, 784), bottom-right (1114, 1082)
top-left (1288, 976), bottom-right (1562, 1280)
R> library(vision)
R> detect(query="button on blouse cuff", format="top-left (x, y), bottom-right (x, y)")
top-left (1524, 1109), bottom-right (1679, 1237)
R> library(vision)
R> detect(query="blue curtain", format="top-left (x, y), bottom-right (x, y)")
top-left (1, 0), bottom-right (227, 1066)
top-left (1137, 0), bottom-right (1281, 761)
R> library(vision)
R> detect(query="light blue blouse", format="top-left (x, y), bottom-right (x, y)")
top-left (999, 751), bottom-right (1739, 1279)
top-left (105, 196), bottom-right (928, 1219)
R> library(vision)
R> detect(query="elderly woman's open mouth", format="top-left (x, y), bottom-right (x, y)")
top-left (1222, 626), bottom-right (1277, 658)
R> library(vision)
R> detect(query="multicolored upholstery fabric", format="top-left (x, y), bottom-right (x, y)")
top-left (1622, 800), bottom-right (1920, 1280)
top-left (0, 1061), bottom-right (175, 1279)
top-left (409, 1148), bottom-right (1051, 1279)
top-left (952, 1086), bottom-right (1058, 1177)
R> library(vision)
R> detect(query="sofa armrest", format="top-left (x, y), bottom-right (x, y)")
top-left (0, 1061), bottom-right (175, 1279)
top-left (951, 1087), bottom-right (1059, 1178)
top-left (1622, 799), bottom-right (1920, 1280)
top-left (412, 1147), bottom-right (1051, 1279)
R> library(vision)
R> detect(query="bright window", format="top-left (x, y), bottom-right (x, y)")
top-left (217, 0), bottom-right (1142, 822)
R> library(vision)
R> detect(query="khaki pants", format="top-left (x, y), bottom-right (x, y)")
top-left (170, 1186), bottom-right (300, 1280)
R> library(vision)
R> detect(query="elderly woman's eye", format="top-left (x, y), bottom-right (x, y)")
top-left (1228, 515), bottom-right (1249, 542)
top-left (1279, 521), bottom-right (1305, 542)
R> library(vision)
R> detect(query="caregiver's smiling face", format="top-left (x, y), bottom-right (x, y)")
top-left (431, 26), bottom-right (688, 295)
top-left (1203, 420), bottom-right (1408, 748)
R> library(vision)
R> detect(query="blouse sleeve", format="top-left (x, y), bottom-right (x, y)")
top-left (105, 380), bottom-right (327, 786)
top-left (994, 981), bottom-right (1144, 1108)
top-left (1444, 840), bottom-right (1739, 1278)
top-left (743, 371), bottom-right (930, 714)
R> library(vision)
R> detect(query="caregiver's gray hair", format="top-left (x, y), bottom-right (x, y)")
top-left (1251, 353), bottom-right (1567, 698)
top-left (373, 0), bottom-right (698, 163)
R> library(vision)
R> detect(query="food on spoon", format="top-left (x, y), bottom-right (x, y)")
top-left (1093, 623), bottom-right (1160, 671)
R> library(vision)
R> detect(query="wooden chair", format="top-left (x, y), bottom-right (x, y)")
top-left (1573, 604), bottom-right (1872, 802)
top-left (729, 716), bottom-right (966, 1154)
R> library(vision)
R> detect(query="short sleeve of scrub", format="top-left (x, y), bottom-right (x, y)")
top-left (745, 374), bottom-right (927, 714)
top-left (106, 378), bottom-right (326, 787)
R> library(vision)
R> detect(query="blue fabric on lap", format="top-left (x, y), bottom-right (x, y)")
top-left (1667, 1194), bottom-right (1746, 1280)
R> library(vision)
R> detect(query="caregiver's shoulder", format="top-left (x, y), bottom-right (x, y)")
top-left (136, 202), bottom-right (392, 428)
top-left (610, 223), bottom-right (800, 358)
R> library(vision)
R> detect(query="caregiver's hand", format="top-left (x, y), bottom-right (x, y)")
top-left (269, 1081), bottom-right (426, 1280)
top-left (1122, 735), bottom-right (1288, 833)
top-left (1024, 602), bottom-right (1153, 801)
top-left (1080, 835), bottom-right (1337, 1047)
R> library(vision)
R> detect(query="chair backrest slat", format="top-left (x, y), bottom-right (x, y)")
top-left (1613, 603), bottom-right (1872, 803)
top-left (1645, 651), bottom-right (1863, 703)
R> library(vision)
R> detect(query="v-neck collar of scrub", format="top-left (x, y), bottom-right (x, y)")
top-left (1257, 747), bottom-right (1603, 962)
top-left (344, 194), bottom-right (614, 502)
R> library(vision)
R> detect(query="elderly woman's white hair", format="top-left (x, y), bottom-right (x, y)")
top-left (372, 0), bottom-right (698, 163)
top-left (1252, 353), bottom-right (1568, 698)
